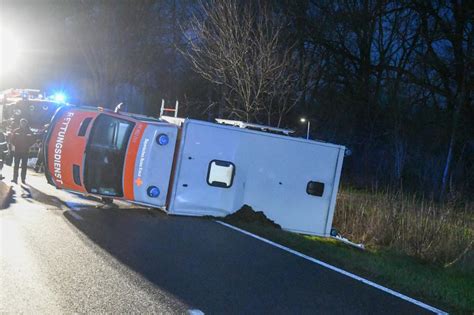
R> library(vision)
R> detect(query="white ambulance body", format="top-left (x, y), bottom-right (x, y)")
top-left (166, 119), bottom-right (345, 236)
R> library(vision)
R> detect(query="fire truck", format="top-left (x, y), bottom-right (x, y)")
top-left (0, 88), bottom-right (66, 164)
top-left (44, 105), bottom-right (345, 236)
top-left (0, 89), bottom-right (65, 130)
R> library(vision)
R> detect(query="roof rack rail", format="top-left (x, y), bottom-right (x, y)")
top-left (215, 119), bottom-right (294, 135)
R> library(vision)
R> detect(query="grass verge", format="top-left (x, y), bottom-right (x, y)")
top-left (221, 219), bottom-right (474, 314)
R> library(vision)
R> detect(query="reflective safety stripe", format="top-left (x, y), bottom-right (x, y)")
top-left (0, 142), bottom-right (7, 145)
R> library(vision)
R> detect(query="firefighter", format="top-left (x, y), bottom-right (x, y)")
top-left (11, 118), bottom-right (35, 184)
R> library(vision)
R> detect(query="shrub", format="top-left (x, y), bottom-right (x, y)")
top-left (333, 188), bottom-right (474, 271)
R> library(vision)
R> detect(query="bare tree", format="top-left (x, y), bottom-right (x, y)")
top-left (410, 0), bottom-right (473, 198)
top-left (182, 0), bottom-right (299, 126)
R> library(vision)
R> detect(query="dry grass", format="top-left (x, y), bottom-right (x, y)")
top-left (333, 188), bottom-right (474, 271)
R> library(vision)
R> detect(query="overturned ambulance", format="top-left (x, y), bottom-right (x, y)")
top-left (44, 105), bottom-right (345, 236)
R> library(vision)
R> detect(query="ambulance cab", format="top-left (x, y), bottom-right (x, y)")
top-left (44, 106), bottom-right (178, 208)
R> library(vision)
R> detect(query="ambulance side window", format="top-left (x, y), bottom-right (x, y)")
top-left (78, 118), bottom-right (92, 136)
top-left (207, 160), bottom-right (235, 188)
top-left (73, 165), bottom-right (81, 185)
top-left (113, 122), bottom-right (131, 149)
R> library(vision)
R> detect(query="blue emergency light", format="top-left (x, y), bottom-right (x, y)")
top-left (156, 134), bottom-right (169, 146)
top-left (147, 186), bottom-right (160, 198)
top-left (53, 92), bottom-right (67, 103)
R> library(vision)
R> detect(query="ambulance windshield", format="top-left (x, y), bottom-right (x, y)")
top-left (84, 114), bottom-right (135, 196)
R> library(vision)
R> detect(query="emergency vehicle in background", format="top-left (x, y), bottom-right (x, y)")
top-left (0, 88), bottom-right (65, 164)
top-left (44, 105), bottom-right (345, 236)
top-left (0, 88), bottom-right (64, 130)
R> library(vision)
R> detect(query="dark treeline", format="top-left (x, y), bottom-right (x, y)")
top-left (2, 0), bottom-right (473, 199)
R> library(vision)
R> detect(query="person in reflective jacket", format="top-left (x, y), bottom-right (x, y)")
top-left (11, 119), bottom-right (35, 184)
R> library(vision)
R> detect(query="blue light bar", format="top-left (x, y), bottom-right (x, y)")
top-left (52, 92), bottom-right (66, 103)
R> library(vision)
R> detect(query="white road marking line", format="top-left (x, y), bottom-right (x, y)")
top-left (216, 220), bottom-right (447, 315)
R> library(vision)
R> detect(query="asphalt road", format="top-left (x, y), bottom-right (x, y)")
top-left (0, 165), bottom-right (436, 314)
